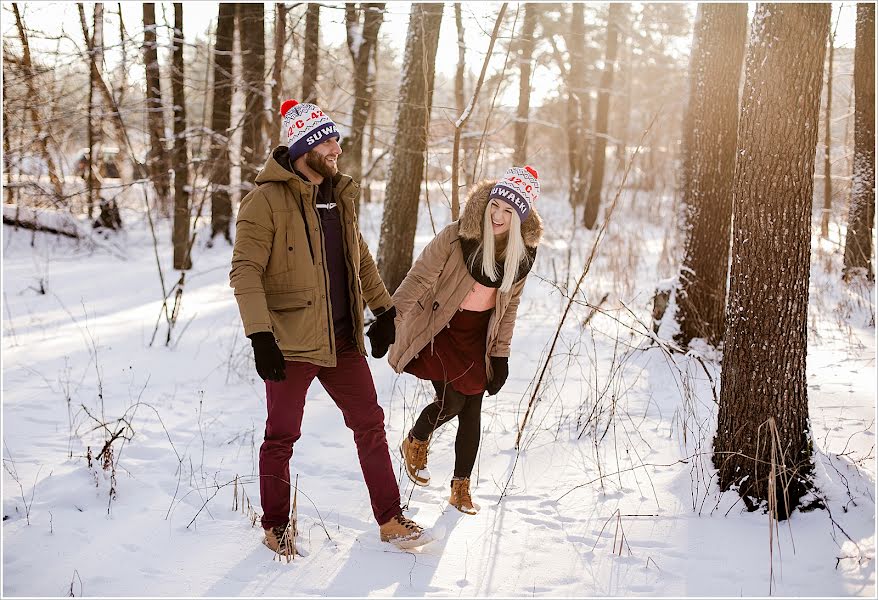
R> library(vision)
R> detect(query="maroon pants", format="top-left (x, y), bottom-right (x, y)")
top-left (259, 337), bottom-right (402, 529)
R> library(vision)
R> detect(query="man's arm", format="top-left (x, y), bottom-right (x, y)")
top-left (229, 189), bottom-right (274, 335)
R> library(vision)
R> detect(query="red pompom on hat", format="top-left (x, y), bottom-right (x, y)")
top-left (525, 165), bottom-right (538, 180)
top-left (280, 99), bottom-right (299, 117)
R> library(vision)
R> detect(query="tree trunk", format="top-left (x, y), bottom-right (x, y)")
top-left (143, 3), bottom-right (170, 216)
top-left (513, 3), bottom-right (538, 166)
top-left (171, 2), bottom-right (191, 271)
top-left (342, 2), bottom-right (385, 214)
top-left (302, 3), bottom-right (320, 104)
top-left (238, 2), bottom-right (266, 189)
top-left (843, 4), bottom-right (875, 281)
top-left (565, 3), bottom-right (588, 209)
top-left (86, 3), bottom-right (104, 219)
top-left (12, 3), bottom-right (66, 202)
top-left (714, 3), bottom-right (830, 517)
top-left (583, 3), bottom-right (624, 229)
top-left (270, 3), bottom-right (287, 148)
top-left (376, 3), bottom-right (444, 294)
top-left (675, 4), bottom-right (747, 348)
top-left (453, 4), bottom-right (471, 189)
top-left (820, 21), bottom-right (837, 238)
top-left (210, 2), bottom-right (235, 243)
top-left (2, 67), bottom-right (14, 205)
top-left (116, 3), bottom-right (128, 107)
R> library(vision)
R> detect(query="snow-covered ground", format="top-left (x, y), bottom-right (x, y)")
top-left (2, 185), bottom-right (875, 596)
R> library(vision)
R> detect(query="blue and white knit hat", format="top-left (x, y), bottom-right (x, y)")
top-left (280, 99), bottom-right (340, 161)
top-left (489, 166), bottom-right (540, 221)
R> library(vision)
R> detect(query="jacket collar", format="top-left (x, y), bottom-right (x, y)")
top-left (257, 145), bottom-right (358, 203)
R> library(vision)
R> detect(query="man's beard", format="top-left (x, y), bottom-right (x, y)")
top-left (305, 149), bottom-right (338, 179)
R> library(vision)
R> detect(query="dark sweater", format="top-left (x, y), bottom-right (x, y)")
top-left (294, 168), bottom-right (353, 343)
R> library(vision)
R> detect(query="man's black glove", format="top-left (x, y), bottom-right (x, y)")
top-left (486, 356), bottom-right (508, 396)
top-left (366, 306), bottom-right (397, 358)
top-left (248, 331), bottom-right (287, 382)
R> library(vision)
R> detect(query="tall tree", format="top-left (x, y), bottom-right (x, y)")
top-left (842, 4), bottom-right (875, 281)
top-left (270, 3), bottom-right (287, 148)
top-left (142, 3), bottom-right (170, 215)
top-left (714, 3), bottom-right (830, 516)
top-left (453, 3), bottom-right (471, 189)
top-left (84, 3), bottom-right (104, 219)
top-left (342, 2), bottom-right (385, 211)
top-left (583, 3), bottom-right (625, 229)
top-left (513, 3), bottom-right (539, 166)
top-left (675, 4), bottom-right (748, 348)
top-left (564, 3), bottom-right (588, 208)
top-left (238, 2), bottom-right (266, 188)
top-left (209, 2), bottom-right (235, 243)
top-left (376, 3), bottom-right (444, 294)
top-left (820, 16), bottom-right (839, 238)
top-left (302, 3), bottom-right (320, 103)
top-left (171, 2), bottom-right (191, 271)
top-left (13, 3), bottom-right (65, 201)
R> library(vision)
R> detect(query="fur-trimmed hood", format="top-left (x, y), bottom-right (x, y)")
top-left (457, 180), bottom-right (544, 248)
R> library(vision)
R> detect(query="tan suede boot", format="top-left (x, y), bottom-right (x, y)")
top-left (400, 434), bottom-right (431, 486)
top-left (449, 477), bottom-right (479, 515)
top-left (263, 523), bottom-right (294, 555)
top-left (379, 513), bottom-right (433, 549)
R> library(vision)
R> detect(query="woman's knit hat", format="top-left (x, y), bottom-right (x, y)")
top-left (488, 166), bottom-right (540, 221)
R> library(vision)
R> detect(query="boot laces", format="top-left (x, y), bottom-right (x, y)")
top-left (395, 514), bottom-right (423, 533)
top-left (454, 479), bottom-right (473, 506)
top-left (412, 438), bottom-right (429, 470)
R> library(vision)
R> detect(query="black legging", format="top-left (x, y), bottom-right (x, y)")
top-left (410, 380), bottom-right (484, 478)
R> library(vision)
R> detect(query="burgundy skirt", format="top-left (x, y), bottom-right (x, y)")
top-left (404, 307), bottom-right (493, 395)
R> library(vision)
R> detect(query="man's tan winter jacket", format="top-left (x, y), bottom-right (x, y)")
top-left (388, 180), bottom-right (544, 381)
top-left (230, 146), bottom-right (393, 367)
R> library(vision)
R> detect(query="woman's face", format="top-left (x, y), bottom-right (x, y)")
top-left (489, 200), bottom-right (513, 236)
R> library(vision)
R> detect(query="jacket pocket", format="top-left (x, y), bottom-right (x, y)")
top-left (266, 287), bottom-right (315, 310)
top-left (266, 287), bottom-right (320, 352)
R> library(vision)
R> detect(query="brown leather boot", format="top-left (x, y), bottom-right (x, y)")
top-left (400, 433), bottom-right (431, 486)
top-left (379, 513), bottom-right (433, 549)
top-left (263, 523), bottom-right (294, 556)
top-left (449, 477), bottom-right (479, 515)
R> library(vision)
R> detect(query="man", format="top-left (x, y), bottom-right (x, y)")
top-left (230, 99), bottom-right (429, 553)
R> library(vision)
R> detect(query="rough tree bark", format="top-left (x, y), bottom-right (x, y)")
top-left (513, 3), bottom-right (538, 166)
top-left (171, 2), bottom-right (191, 271)
top-left (270, 3), bottom-right (287, 148)
top-left (842, 4), bottom-right (875, 281)
top-left (302, 3), bottom-right (320, 104)
top-left (210, 2), bottom-right (235, 243)
top-left (143, 3), bottom-right (170, 216)
top-left (376, 3), bottom-right (444, 294)
top-left (238, 2), bottom-right (266, 188)
top-left (714, 3), bottom-right (830, 517)
top-left (675, 3), bottom-right (747, 348)
top-left (583, 2), bottom-right (624, 229)
top-left (564, 3), bottom-right (588, 208)
top-left (342, 2), bottom-right (385, 213)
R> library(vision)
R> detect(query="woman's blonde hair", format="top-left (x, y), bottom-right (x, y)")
top-left (476, 200), bottom-right (530, 293)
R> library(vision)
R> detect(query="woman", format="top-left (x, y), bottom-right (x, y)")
top-left (367, 166), bottom-right (543, 514)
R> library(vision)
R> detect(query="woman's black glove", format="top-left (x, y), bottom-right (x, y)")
top-left (366, 307), bottom-right (397, 358)
top-left (248, 331), bottom-right (287, 382)
top-left (486, 356), bottom-right (509, 396)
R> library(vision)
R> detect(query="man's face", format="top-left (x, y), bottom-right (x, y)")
top-left (305, 138), bottom-right (342, 178)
